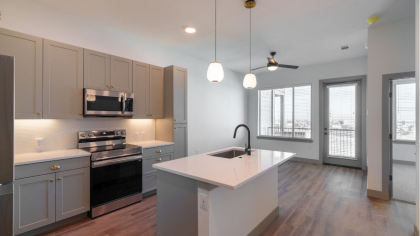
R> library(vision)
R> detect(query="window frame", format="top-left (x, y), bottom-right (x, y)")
top-left (392, 78), bottom-right (416, 143)
top-left (257, 83), bottom-right (313, 141)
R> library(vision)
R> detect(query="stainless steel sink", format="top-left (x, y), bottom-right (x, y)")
top-left (208, 149), bottom-right (248, 159)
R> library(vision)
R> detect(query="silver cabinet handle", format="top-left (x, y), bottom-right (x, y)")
top-left (92, 155), bottom-right (142, 168)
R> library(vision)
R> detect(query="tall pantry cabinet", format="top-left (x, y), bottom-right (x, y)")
top-left (156, 66), bottom-right (188, 159)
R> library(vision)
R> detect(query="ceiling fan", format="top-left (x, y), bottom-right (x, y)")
top-left (252, 52), bottom-right (299, 71)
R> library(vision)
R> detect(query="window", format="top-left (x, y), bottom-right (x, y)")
top-left (259, 85), bottom-right (311, 139)
top-left (393, 79), bottom-right (416, 141)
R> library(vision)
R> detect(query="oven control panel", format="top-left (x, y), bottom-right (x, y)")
top-left (78, 130), bottom-right (126, 140)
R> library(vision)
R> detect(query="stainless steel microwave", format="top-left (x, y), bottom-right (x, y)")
top-left (84, 89), bottom-right (134, 117)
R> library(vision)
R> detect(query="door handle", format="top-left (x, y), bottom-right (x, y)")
top-left (121, 94), bottom-right (126, 114)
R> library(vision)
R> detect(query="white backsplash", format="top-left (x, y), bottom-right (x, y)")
top-left (15, 119), bottom-right (156, 154)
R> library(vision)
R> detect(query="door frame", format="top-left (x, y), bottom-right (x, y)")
top-left (382, 72), bottom-right (416, 200)
top-left (319, 75), bottom-right (367, 170)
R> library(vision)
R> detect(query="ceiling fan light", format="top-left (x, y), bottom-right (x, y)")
top-left (268, 65), bottom-right (278, 71)
top-left (207, 61), bottom-right (224, 82)
top-left (243, 73), bottom-right (257, 89)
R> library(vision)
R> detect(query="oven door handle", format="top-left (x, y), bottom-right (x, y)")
top-left (92, 155), bottom-right (142, 168)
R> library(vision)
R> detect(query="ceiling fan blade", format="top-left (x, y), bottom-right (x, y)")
top-left (251, 66), bottom-right (267, 71)
top-left (277, 64), bottom-right (299, 69)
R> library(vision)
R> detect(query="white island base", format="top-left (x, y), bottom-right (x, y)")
top-left (154, 148), bottom-right (295, 236)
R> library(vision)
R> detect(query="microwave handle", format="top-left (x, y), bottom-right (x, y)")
top-left (122, 94), bottom-right (126, 114)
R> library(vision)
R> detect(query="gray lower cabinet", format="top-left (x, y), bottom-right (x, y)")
top-left (14, 173), bottom-right (56, 235)
top-left (174, 124), bottom-right (188, 159)
top-left (14, 158), bottom-right (90, 235)
top-left (143, 173), bottom-right (158, 193)
top-left (56, 168), bottom-right (90, 221)
top-left (142, 145), bottom-right (174, 194)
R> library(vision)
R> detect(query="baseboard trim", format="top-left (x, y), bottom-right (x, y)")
top-left (143, 189), bottom-right (157, 198)
top-left (393, 160), bottom-right (416, 165)
top-left (17, 213), bottom-right (88, 236)
top-left (290, 157), bottom-right (321, 164)
top-left (415, 224), bottom-right (419, 236)
top-left (248, 206), bottom-right (279, 236)
top-left (367, 189), bottom-right (389, 200)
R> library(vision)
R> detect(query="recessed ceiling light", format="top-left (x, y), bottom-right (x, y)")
top-left (184, 27), bottom-right (196, 34)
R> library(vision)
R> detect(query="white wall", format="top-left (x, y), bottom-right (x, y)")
top-left (0, 0), bottom-right (248, 155)
top-left (367, 17), bottom-right (416, 192)
top-left (247, 57), bottom-right (367, 160)
top-left (393, 142), bottom-right (416, 163)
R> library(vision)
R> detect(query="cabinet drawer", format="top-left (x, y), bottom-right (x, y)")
top-left (143, 153), bottom-right (172, 175)
top-left (143, 145), bottom-right (174, 157)
top-left (15, 156), bottom-right (90, 180)
top-left (143, 173), bottom-right (157, 193)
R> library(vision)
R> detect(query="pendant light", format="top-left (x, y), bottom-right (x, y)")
top-left (243, 0), bottom-right (257, 89)
top-left (207, 0), bottom-right (224, 82)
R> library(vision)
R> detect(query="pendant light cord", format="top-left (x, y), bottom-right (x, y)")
top-left (249, 8), bottom-right (251, 72)
top-left (215, 0), bottom-right (217, 61)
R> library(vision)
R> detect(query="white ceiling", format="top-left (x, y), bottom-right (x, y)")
top-left (32, 0), bottom-right (415, 74)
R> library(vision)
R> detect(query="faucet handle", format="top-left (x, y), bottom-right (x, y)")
top-left (245, 143), bottom-right (247, 148)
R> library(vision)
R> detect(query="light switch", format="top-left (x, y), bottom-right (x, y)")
top-left (200, 193), bottom-right (208, 210)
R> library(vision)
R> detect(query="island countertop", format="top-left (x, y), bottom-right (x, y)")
top-left (153, 147), bottom-right (295, 190)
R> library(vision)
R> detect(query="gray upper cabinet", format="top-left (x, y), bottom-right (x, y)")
top-left (56, 167), bottom-right (90, 221)
top-left (149, 65), bottom-right (164, 119)
top-left (133, 61), bottom-right (164, 119)
top-left (84, 49), bottom-right (110, 91)
top-left (173, 66), bottom-right (187, 124)
top-left (0, 28), bottom-right (43, 119)
top-left (14, 173), bottom-right (56, 235)
top-left (174, 124), bottom-right (188, 159)
top-left (110, 55), bottom-right (133, 93)
top-left (133, 61), bottom-right (149, 119)
top-left (43, 39), bottom-right (84, 119)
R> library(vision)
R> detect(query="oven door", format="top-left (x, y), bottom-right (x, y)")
top-left (84, 89), bottom-right (134, 117)
top-left (91, 155), bottom-right (142, 208)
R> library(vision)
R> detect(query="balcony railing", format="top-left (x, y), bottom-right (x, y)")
top-left (328, 129), bottom-right (355, 158)
top-left (263, 127), bottom-right (311, 139)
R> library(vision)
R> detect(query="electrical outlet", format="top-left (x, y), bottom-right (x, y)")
top-left (200, 194), bottom-right (207, 210)
top-left (196, 150), bottom-right (200, 154)
top-left (0, 11), bottom-right (2, 20)
top-left (141, 132), bottom-right (145, 140)
top-left (36, 138), bottom-right (43, 148)
top-left (134, 132), bottom-right (139, 141)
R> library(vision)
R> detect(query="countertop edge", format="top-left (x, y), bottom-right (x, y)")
top-left (15, 152), bottom-right (91, 166)
top-left (153, 151), bottom-right (296, 190)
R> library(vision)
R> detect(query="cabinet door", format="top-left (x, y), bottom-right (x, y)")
top-left (174, 124), bottom-right (188, 159)
top-left (133, 61), bottom-right (149, 119)
top-left (149, 65), bottom-right (164, 119)
top-left (14, 173), bottom-right (56, 235)
top-left (173, 67), bottom-right (187, 123)
top-left (43, 40), bottom-right (84, 119)
top-left (56, 167), bottom-right (90, 221)
top-left (110, 55), bottom-right (132, 93)
top-left (0, 28), bottom-right (43, 119)
top-left (84, 49), bottom-right (110, 91)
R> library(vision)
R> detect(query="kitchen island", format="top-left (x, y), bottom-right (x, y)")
top-left (153, 147), bottom-right (295, 236)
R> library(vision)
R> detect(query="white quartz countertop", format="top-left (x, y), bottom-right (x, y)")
top-left (15, 149), bottom-right (91, 166)
top-left (130, 140), bottom-right (174, 149)
top-left (153, 147), bottom-right (296, 190)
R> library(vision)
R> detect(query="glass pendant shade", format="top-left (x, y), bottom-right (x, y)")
top-left (243, 73), bottom-right (257, 89)
top-left (267, 65), bottom-right (278, 71)
top-left (207, 61), bottom-right (224, 82)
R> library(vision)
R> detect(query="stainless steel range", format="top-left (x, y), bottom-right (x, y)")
top-left (78, 129), bottom-right (143, 218)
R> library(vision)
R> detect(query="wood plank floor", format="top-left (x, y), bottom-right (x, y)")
top-left (38, 161), bottom-right (416, 236)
